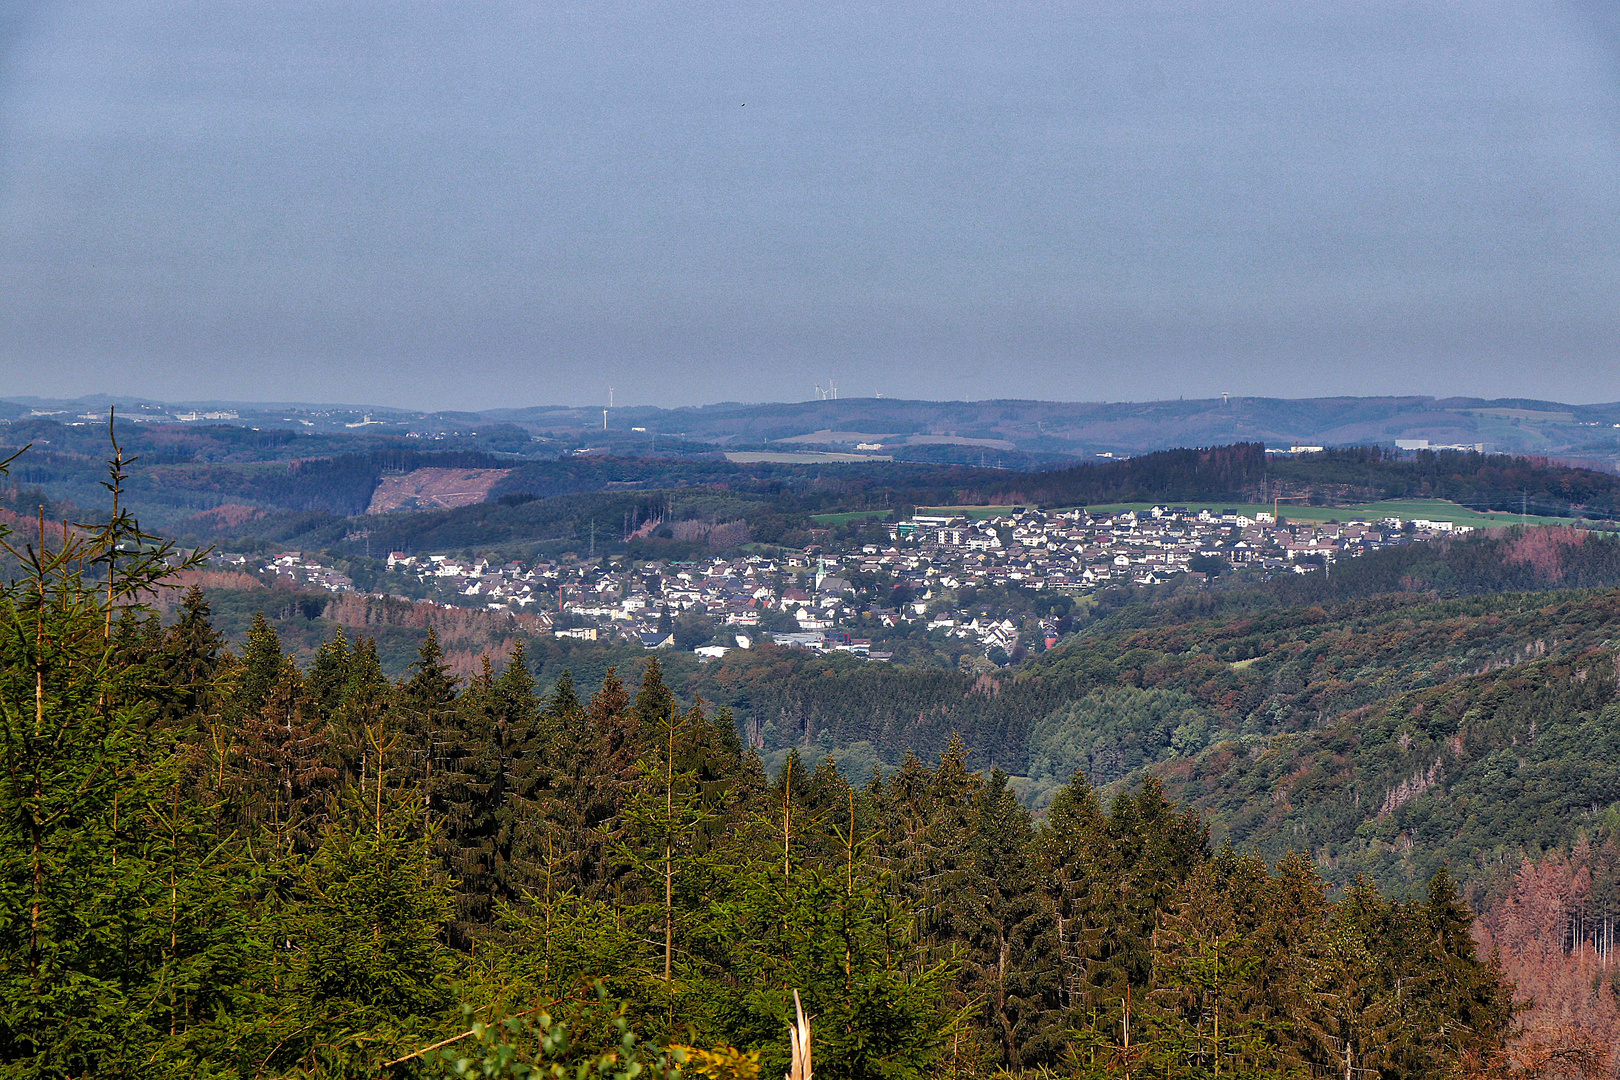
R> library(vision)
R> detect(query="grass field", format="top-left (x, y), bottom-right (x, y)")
top-left (1077, 499), bottom-right (1578, 529)
top-left (810, 509), bottom-right (893, 525)
top-left (914, 505), bottom-right (1024, 519)
top-left (724, 451), bottom-right (893, 464)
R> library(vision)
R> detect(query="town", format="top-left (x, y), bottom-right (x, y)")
top-left (208, 503), bottom-right (1472, 665)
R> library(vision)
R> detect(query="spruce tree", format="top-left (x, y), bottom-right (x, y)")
top-left (159, 585), bottom-right (223, 730)
top-left (488, 642), bottom-right (545, 904)
top-left (401, 627), bottom-right (460, 804)
top-left (258, 794), bottom-right (455, 1077)
top-left (542, 668), bottom-right (639, 897)
top-left (437, 655), bottom-right (502, 946)
top-left (234, 658), bottom-right (336, 852)
top-left (634, 657), bottom-right (675, 729)
top-left (0, 444), bottom-right (231, 1078)
top-left (1037, 772), bottom-right (1108, 1019)
top-left (966, 769), bottom-right (1052, 1070)
top-left (1149, 845), bottom-right (1291, 1077)
top-left (305, 625), bottom-right (351, 720)
top-left (333, 635), bottom-right (395, 790)
top-left (228, 612), bottom-right (284, 723)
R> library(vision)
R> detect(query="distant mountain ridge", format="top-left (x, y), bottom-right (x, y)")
top-left (8, 393), bottom-right (1620, 464)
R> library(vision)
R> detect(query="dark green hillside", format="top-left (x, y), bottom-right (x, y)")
top-left (1169, 642), bottom-right (1620, 901)
top-left (0, 416), bottom-right (532, 526)
top-left (947, 442), bottom-right (1620, 520)
top-left (195, 530), bottom-right (1620, 818)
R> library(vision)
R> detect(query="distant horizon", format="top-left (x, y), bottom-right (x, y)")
top-left (10, 390), bottom-right (1620, 414)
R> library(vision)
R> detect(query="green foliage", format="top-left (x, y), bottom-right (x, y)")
top-left (1024, 686), bottom-right (1209, 801)
top-left (436, 997), bottom-right (758, 1080)
top-left (288, 796), bottom-right (454, 1021)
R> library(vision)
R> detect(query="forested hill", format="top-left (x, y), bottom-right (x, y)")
top-left (13, 413), bottom-right (1620, 548)
top-left (942, 442), bottom-right (1620, 520)
top-left (19, 391), bottom-right (1620, 460)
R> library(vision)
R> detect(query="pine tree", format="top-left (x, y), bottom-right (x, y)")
top-left (228, 612), bottom-right (284, 723)
top-left (258, 793), bottom-right (456, 1076)
top-left (333, 635), bottom-right (395, 790)
top-left (1149, 845), bottom-right (1293, 1078)
top-left (634, 657), bottom-right (676, 729)
top-left (305, 625), bottom-right (351, 720)
top-left (541, 667), bottom-right (640, 897)
top-left (618, 698), bottom-right (722, 1023)
top-left (702, 804), bottom-right (955, 1080)
top-left (1038, 772), bottom-right (1108, 1019)
top-left (401, 627), bottom-right (460, 805)
top-left (966, 769), bottom-right (1053, 1070)
top-left (1303, 881), bottom-right (1404, 1080)
top-left (488, 642), bottom-right (545, 902)
top-left (158, 585), bottom-right (223, 730)
top-left (435, 654), bottom-right (512, 946)
top-left (234, 658), bottom-right (336, 852)
top-left (0, 439), bottom-right (226, 1077)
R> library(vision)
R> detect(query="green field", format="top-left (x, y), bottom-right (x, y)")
top-left (810, 509), bottom-right (893, 525)
top-left (724, 451), bottom-right (893, 464)
top-left (1077, 499), bottom-right (1578, 529)
top-left (914, 505), bottom-right (1023, 519)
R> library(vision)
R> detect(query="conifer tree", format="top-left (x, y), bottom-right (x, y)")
top-left (1380, 867), bottom-right (1516, 1077)
top-left (234, 658), bottom-right (336, 852)
top-left (0, 438), bottom-right (225, 1077)
top-left (227, 612), bottom-right (283, 724)
top-left (401, 627), bottom-right (460, 810)
top-left (634, 656), bottom-right (675, 729)
top-left (543, 668), bottom-right (639, 897)
top-left (305, 625), bottom-right (351, 720)
top-left (705, 792), bottom-right (955, 1080)
top-left (590, 665), bottom-right (633, 752)
top-left (334, 635), bottom-right (395, 789)
top-left (618, 698), bottom-right (722, 1021)
top-left (109, 608), bottom-right (168, 720)
top-left (1038, 772), bottom-right (1108, 1017)
top-left (256, 792), bottom-right (456, 1076)
top-left (964, 769), bottom-right (1052, 1070)
top-left (1149, 845), bottom-right (1294, 1077)
top-left (1304, 882), bottom-right (1403, 1080)
top-left (159, 585), bottom-right (223, 729)
top-left (487, 642), bottom-right (545, 901)
top-left (435, 652), bottom-right (538, 946)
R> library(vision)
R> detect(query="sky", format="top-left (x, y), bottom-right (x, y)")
top-left (1, 1), bottom-right (1619, 410)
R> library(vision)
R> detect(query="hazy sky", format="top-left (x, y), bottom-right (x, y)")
top-left (2, 1), bottom-right (1619, 410)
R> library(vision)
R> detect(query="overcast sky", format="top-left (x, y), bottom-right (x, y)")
top-left (1, 1), bottom-right (1618, 410)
